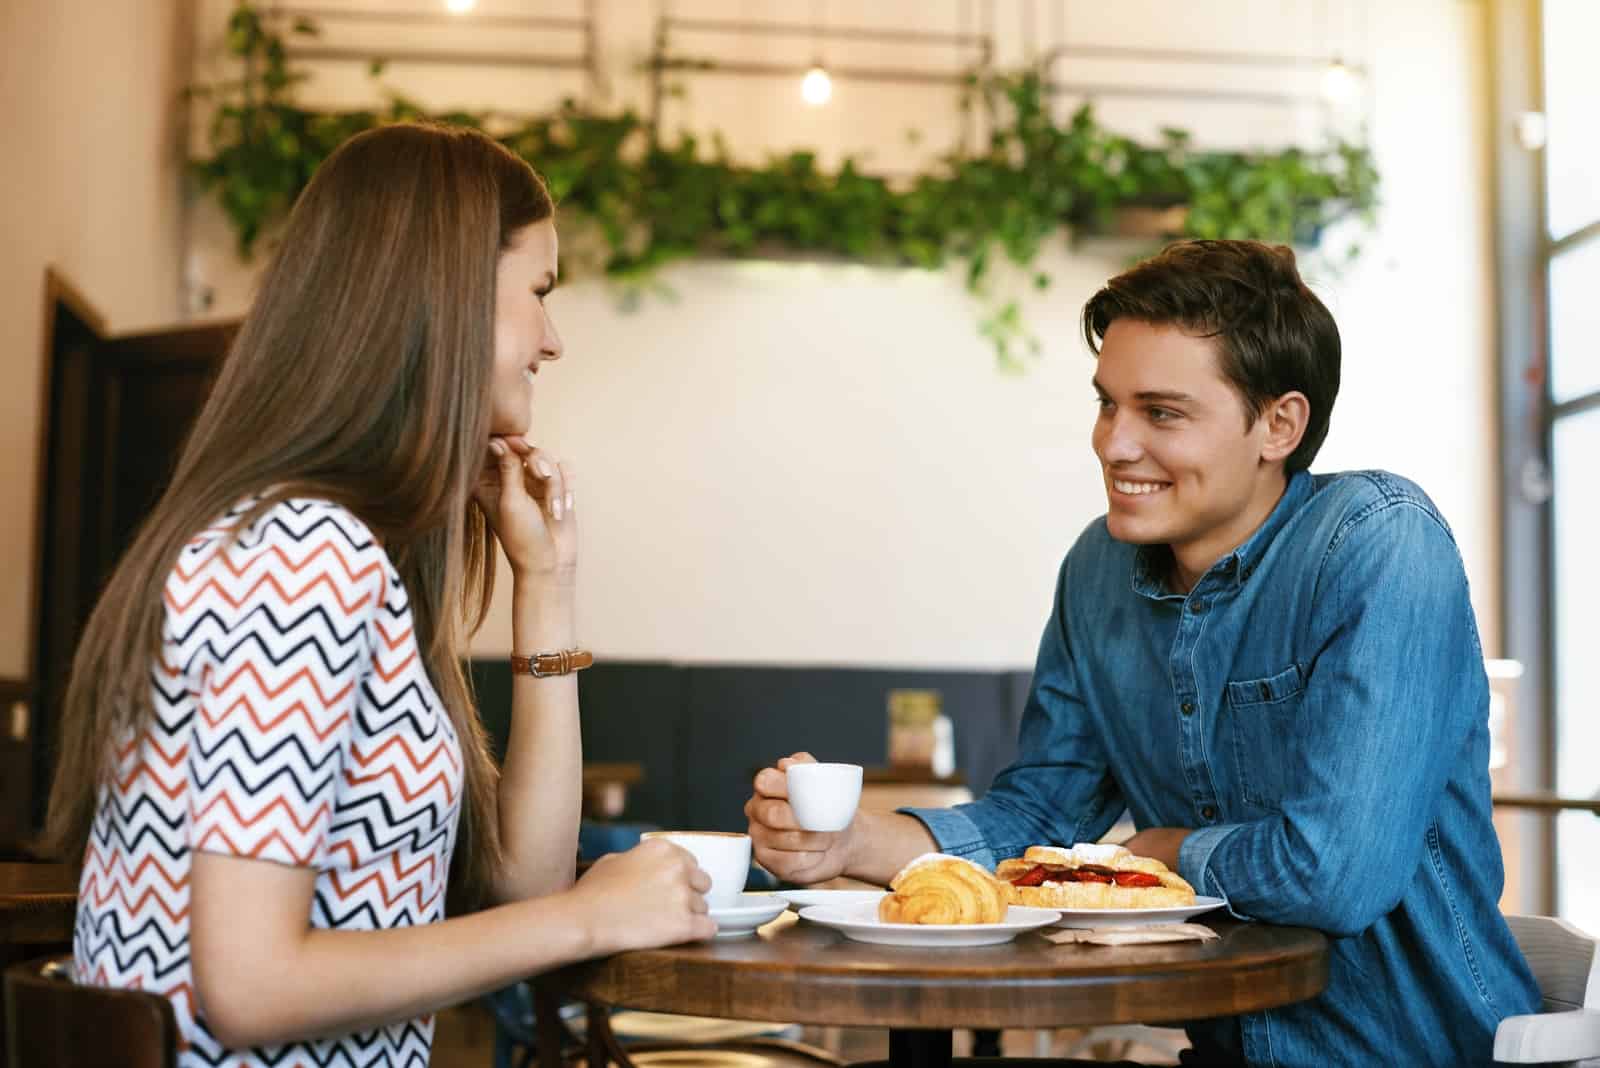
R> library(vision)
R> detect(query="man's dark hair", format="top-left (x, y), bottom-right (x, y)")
top-left (1081, 239), bottom-right (1341, 473)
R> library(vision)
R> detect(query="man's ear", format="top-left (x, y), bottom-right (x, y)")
top-left (1259, 391), bottom-right (1310, 465)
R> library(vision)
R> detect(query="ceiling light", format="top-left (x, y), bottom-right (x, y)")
top-left (1320, 58), bottom-right (1361, 106)
top-left (445, 0), bottom-right (476, 13)
top-left (801, 64), bottom-right (833, 106)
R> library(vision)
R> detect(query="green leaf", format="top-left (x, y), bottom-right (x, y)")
top-left (184, 22), bottom-right (1379, 370)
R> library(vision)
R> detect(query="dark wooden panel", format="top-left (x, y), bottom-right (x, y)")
top-left (28, 292), bottom-right (237, 832)
top-left (471, 660), bottom-right (692, 830)
top-left (681, 666), bottom-right (1020, 833)
top-left (467, 661), bottom-right (1029, 835)
top-left (575, 663), bottom-right (692, 830)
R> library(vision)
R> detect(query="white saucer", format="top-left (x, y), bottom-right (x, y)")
top-left (708, 893), bottom-right (789, 939)
top-left (798, 901), bottom-right (1060, 947)
top-left (774, 889), bottom-right (885, 909)
top-left (1050, 895), bottom-right (1227, 929)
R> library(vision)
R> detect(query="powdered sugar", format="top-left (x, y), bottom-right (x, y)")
top-left (897, 852), bottom-right (994, 879)
top-left (1068, 842), bottom-right (1130, 866)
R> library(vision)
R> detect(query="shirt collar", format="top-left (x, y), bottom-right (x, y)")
top-left (1130, 469), bottom-right (1312, 599)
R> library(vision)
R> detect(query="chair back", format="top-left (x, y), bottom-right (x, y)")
top-left (1494, 915), bottom-right (1600, 1066)
top-left (1507, 915), bottom-right (1600, 1012)
top-left (3, 955), bottom-right (176, 1068)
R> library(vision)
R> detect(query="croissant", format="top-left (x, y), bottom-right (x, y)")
top-left (877, 854), bottom-right (1012, 925)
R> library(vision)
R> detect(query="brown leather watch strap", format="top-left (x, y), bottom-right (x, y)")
top-left (510, 649), bottom-right (594, 677)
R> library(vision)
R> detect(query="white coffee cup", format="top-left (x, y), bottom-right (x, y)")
top-left (641, 831), bottom-right (751, 908)
top-left (786, 762), bottom-right (864, 832)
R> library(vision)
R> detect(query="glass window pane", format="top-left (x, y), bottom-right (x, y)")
top-left (1553, 409), bottom-right (1600, 929)
top-left (1549, 238), bottom-right (1600, 402)
top-left (1543, 0), bottom-right (1600, 239)
top-left (1557, 813), bottom-right (1600, 938)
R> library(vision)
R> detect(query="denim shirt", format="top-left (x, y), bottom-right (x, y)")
top-left (907, 470), bottom-right (1539, 1067)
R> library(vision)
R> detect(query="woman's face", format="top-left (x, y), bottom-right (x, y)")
top-left (490, 219), bottom-right (563, 437)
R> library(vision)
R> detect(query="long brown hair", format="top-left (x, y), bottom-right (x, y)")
top-left (45, 123), bottom-right (553, 904)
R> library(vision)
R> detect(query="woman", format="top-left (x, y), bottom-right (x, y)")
top-left (46, 123), bottom-right (714, 1065)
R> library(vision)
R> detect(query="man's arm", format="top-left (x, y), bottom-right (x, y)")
top-left (901, 555), bottom-right (1124, 869)
top-left (1175, 500), bottom-right (1483, 937)
top-left (748, 555), bottom-right (1123, 882)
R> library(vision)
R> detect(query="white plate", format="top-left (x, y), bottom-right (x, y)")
top-left (708, 893), bottom-right (789, 939)
top-left (1049, 896), bottom-right (1227, 929)
top-left (773, 889), bottom-right (886, 909)
top-left (799, 901), bottom-right (1061, 947)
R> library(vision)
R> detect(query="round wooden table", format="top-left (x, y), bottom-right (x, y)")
top-left (544, 911), bottom-right (1328, 1068)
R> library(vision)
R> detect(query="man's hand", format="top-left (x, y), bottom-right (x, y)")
top-left (1120, 827), bottom-right (1192, 870)
top-left (745, 753), bottom-right (940, 887)
top-left (746, 753), bottom-right (858, 885)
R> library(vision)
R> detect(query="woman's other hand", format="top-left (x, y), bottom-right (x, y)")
top-left (565, 840), bottom-right (718, 953)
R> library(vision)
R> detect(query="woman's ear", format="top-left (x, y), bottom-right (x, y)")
top-left (1259, 391), bottom-right (1310, 465)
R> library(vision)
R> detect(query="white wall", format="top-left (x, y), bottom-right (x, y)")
top-left (168, 0), bottom-right (1504, 668)
top-left (0, 0), bottom-right (195, 679)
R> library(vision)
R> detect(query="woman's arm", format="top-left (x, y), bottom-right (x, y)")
top-left (493, 580), bottom-right (582, 901)
top-left (473, 437), bottom-right (585, 902)
top-left (190, 839), bottom-right (713, 1051)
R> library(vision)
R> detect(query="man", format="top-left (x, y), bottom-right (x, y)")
top-left (746, 240), bottom-right (1539, 1066)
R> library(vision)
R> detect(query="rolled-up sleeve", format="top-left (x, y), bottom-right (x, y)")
top-left (903, 556), bottom-right (1123, 868)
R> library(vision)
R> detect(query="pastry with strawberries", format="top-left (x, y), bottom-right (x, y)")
top-left (996, 843), bottom-right (1195, 909)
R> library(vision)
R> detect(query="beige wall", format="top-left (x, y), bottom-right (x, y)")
top-left (1, 0), bottom-right (1500, 674)
top-left (0, 0), bottom-right (194, 678)
top-left (504, 0), bottom-right (1506, 666)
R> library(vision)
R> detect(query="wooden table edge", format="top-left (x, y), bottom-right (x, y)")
top-left (543, 927), bottom-right (1330, 1031)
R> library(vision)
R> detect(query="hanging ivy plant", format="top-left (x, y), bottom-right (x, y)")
top-left (190, 4), bottom-right (1379, 367)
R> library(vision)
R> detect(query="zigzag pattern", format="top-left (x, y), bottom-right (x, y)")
top-left (77, 498), bottom-right (462, 1067)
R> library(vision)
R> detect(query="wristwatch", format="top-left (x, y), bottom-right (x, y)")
top-left (510, 649), bottom-right (594, 677)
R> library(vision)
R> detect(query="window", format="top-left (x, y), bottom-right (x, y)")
top-left (1541, 0), bottom-right (1600, 936)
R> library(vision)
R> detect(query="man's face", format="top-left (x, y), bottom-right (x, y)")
top-left (1091, 320), bottom-right (1283, 572)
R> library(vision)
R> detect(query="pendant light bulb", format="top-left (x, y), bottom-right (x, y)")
top-left (1320, 58), bottom-right (1360, 105)
top-left (801, 64), bottom-right (833, 107)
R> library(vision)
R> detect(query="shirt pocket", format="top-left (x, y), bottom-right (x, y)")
top-left (1226, 663), bottom-right (1306, 812)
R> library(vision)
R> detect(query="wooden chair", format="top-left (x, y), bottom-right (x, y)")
top-left (1494, 915), bottom-right (1600, 1066)
top-left (492, 983), bottom-right (842, 1068)
top-left (3, 955), bottom-right (176, 1068)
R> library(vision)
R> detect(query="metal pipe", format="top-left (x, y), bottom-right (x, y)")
top-left (1041, 82), bottom-right (1316, 107)
top-left (649, 57), bottom-right (978, 88)
top-left (265, 5), bottom-right (589, 32)
top-left (1549, 216), bottom-right (1600, 256)
top-left (1038, 43), bottom-right (1365, 75)
top-left (661, 16), bottom-right (987, 49)
top-left (288, 46), bottom-right (593, 71)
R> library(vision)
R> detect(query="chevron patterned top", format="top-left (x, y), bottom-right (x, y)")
top-left (75, 498), bottom-right (464, 1067)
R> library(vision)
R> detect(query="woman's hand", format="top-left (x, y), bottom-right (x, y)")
top-left (564, 840), bottom-right (717, 953)
top-left (473, 434), bottom-right (576, 584)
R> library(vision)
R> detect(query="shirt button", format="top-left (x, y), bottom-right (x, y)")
top-left (1201, 805), bottom-right (1217, 821)
top-left (1191, 600), bottom-right (1207, 614)
top-left (1181, 702), bottom-right (1195, 716)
